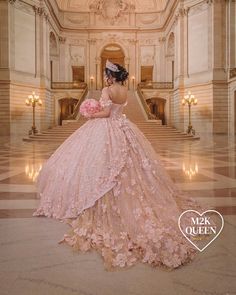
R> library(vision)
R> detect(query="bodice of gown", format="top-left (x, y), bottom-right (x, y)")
top-left (99, 87), bottom-right (127, 121)
top-left (109, 103), bottom-right (127, 120)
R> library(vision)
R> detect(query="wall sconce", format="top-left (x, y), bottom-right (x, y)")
top-left (131, 76), bottom-right (135, 90)
top-left (90, 76), bottom-right (94, 89)
top-left (25, 91), bottom-right (42, 135)
top-left (182, 91), bottom-right (197, 135)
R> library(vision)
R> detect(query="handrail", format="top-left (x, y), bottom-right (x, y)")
top-left (67, 85), bottom-right (88, 120)
top-left (137, 85), bottom-right (157, 120)
top-left (138, 81), bottom-right (173, 89)
top-left (51, 82), bottom-right (87, 89)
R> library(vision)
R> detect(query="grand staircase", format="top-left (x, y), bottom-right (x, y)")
top-left (23, 90), bottom-right (199, 143)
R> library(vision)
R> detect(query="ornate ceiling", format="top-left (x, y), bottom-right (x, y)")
top-left (56, 0), bottom-right (167, 13)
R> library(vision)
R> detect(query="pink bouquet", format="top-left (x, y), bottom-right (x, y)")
top-left (79, 99), bottom-right (101, 118)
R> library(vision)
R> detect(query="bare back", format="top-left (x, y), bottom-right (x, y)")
top-left (108, 84), bottom-right (128, 105)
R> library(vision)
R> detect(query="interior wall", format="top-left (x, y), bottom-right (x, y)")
top-left (0, 0), bottom-right (234, 136)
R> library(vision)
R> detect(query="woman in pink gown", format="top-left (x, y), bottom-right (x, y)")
top-left (33, 61), bottom-right (202, 270)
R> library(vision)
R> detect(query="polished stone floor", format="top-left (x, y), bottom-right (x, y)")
top-left (0, 134), bottom-right (236, 295)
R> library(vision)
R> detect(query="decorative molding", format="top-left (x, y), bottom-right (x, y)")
top-left (230, 68), bottom-right (236, 79)
top-left (140, 39), bottom-right (157, 46)
top-left (137, 13), bottom-right (160, 25)
top-left (88, 38), bottom-right (97, 45)
top-left (173, 6), bottom-right (189, 25)
top-left (33, 6), bottom-right (42, 15)
top-left (13, 1), bottom-right (34, 14)
top-left (205, 0), bottom-right (228, 5)
top-left (158, 37), bottom-right (166, 43)
top-left (189, 2), bottom-right (208, 16)
top-left (33, 6), bottom-right (49, 21)
top-left (69, 45), bottom-right (85, 66)
top-left (59, 36), bottom-right (66, 44)
top-left (65, 14), bottom-right (89, 26)
top-left (105, 33), bottom-right (120, 43)
top-left (68, 39), bottom-right (87, 46)
top-left (128, 39), bottom-right (137, 45)
top-left (89, 0), bottom-right (135, 25)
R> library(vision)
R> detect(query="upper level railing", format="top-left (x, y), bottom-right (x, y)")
top-left (51, 82), bottom-right (87, 89)
top-left (138, 81), bottom-right (173, 89)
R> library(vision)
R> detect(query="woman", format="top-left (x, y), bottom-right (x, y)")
top-left (33, 60), bottom-right (201, 270)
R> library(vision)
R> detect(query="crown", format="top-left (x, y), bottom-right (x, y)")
top-left (105, 60), bottom-right (120, 72)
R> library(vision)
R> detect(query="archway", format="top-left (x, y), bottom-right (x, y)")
top-left (58, 98), bottom-right (78, 125)
top-left (49, 31), bottom-right (59, 83)
top-left (166, 32), bottom-right (175, 83)
top-left (146, 97), bottom-right (166, 125)
top-left (100, 44), bottom-right (125, 87)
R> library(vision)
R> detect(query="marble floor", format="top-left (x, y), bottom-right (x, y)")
top-left (0, 134), bottom-right (236, 295)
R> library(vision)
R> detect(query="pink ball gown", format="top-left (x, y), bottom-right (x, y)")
top-left (33, 87), bottom-right (201, 270)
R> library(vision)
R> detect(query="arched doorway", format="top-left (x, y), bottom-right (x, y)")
top-left (100, 44), bottom-right (125, 87)
top-left (59, 98), bottom-right (78, 125)
top-left (146, 97), bottom-right (166, 125)
top-left (49, 31), bottom-right (59, 83)
top-left (166, 32), bottom-right (175, 83)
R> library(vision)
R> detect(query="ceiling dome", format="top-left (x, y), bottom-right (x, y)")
top-left (56, 0), bottom-right (167, 13)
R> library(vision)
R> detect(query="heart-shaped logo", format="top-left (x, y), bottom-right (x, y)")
top-left (178, 210), bottom-right (224, 252)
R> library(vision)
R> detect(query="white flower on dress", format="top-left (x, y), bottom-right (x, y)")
top-left (131, 178), bottom-right (136, 186)
top-left (144, 206), bottom-right (153, 216)
top-left (120, 232), bottom-right (128, 239)
top-left (75, 227), bottom-right (87, 237)
top-left (113, 243), bottom-right (123, 252)
top-left (127, 256), bottom-right (137, 266)
top-left (136, 234), bottom-right (145, 244)
top-left (142, 158), bottom-right (151, 169)
top-left (142, 247), bottom-right (157, 263)
top-left (121, 171), bottom-right (128, 178)
top-left (139, 195), bottom-right (144, 201)
top-left (113, 253), bottom-right (127, 267)
top-left (101, 203), bottom-right (107, 213)
top-left (133, 208), bottom-right (142, 220)
top-left (125, 187), bottom-right (132, 194)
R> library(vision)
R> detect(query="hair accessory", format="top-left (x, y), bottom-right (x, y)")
top-left (105, 60), bottom-right (120, 72)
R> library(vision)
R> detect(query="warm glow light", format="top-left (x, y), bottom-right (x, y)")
top-left (182, 91), bottom-right (197, 106)
top-left (25, 163), bottom-right (42, 182)
top-left (26, 91), bottom-right (42, 106)
top-left (182, 161), bottom-right (199, 180)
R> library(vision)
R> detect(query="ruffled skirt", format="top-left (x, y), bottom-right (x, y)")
top-left (33, 116), bottom-right (203, 270)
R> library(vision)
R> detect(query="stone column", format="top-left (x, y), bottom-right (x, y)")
top-left (172, 7), bottom-right (187, 131)
top-left (209, 0), bottom-right (228, 133)
top-left (158, 37), bottom-right (166, 82)
top-left (0, 0), bottom-right (11, 135)
top-left (228, 0), bottom-right (236, 70)
top-left (36, 5), bottom-right (50, 86)
top-left (125, 57), bottom-right (130, 89)
top-left (153, 43), bottom-right (159, 81)
top-left (96, 57), bottom-right (101, 90)
top-left (59, 37), bottom-right (66, 81)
